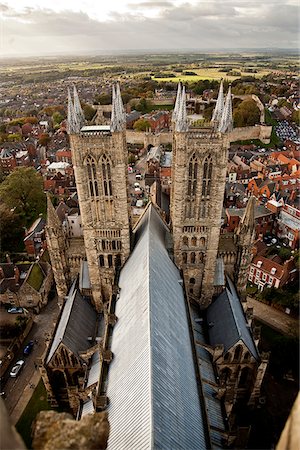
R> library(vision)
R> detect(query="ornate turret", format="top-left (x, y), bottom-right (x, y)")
top-left (219, 84), bottom-right (233, 133)
top-left (234, 196), bottom-right (256, 299)
top-left (111, 82), bottom-right (126, 132)
top-left (175, 85), bottom-right (188, 132)
top-left (172, 82), bottom-right (182, 122)
top-left (45, 194), bottom-right (69, 306)
top-left (211, 79), bottom-right (224, 130)
top-left (73, 84), bottom-right (85, 124)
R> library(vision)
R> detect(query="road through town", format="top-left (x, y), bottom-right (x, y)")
top-left (2, 296), bottom-right (59, 424)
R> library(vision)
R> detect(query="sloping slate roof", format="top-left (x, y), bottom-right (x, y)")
top-left (79, 261), bottom-right (91, 291)
top-left (46, 280), bottom-right (97, 364)
top-left (190, 305), bottom-right (226, 449)
top-left (106, 204), bottom-right (208, 450)
top-left (207, 277), bottom-right (259, 360)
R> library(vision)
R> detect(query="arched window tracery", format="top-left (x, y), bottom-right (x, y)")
top-left (186, 153), bottom-right (199, 218)
top-left (86, 155), bottom-right (98, 198)
top-left (200, 155), bottom-right (213, 218)
top-left (101, 154), bottom-right (113, 197)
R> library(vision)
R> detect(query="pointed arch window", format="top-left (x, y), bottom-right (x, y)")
top-left (202, 155), bottom-right (213, 199)
top-left (186, 153), bottom-right (198, 218)
top-left (86, 155), bottom-right (98, 198)
top-left (101, 154), bottom-right (113, 197)
top-left (200, 155), bottom-right (213, 218)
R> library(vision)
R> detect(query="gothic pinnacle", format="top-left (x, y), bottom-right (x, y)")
top-left (46, 193), bottom-right (61, 230)
top-left (175, 85), bottom-right (188, 132)
top-left (111, 82), bottom-right (125, 132)
top-left (211, 79), bottom-right (224, 129)
top-left (238, 195), bottom-right (256, 235)
top-left (73, 84), bottom-right (85, 124)
top-left (172, 82), bottom-right (182, 122)
top-left (218, 84), bottom-right (233, 133)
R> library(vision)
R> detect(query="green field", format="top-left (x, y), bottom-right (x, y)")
top-left (152, 68), bottom-right (271, 83)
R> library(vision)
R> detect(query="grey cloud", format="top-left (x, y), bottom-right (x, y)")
top-left (126, 1), bottom-right (173, 9)
top-left (1, 2), bottom-right (298, 57)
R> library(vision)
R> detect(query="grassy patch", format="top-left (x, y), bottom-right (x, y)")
top-left (26, 264), bottom-right (44, 292)
top-left (16, 379), bottom-right (51, 449)
top-left (152, 68), bottom-right (271, 83)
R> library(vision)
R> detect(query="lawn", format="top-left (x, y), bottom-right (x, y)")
top-left (152, 68), bottom-right (271, 83)
top-left (16, 379), bottom-right (52, 449)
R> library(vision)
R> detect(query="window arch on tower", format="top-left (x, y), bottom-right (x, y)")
top-left (85, 155), bottom-right (99, 198)
top-left (101, 154), bottom-right (113, 197)
top-left (186, 153), bottom-right (199, 218)
top-left (200, 155), bottom-right (213, 218)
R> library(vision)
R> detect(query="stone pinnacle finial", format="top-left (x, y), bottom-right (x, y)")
top-left (67, 87), bottom-right (80, 134)
top-left (73, 84), bottom-right (85, 123)
top-left (46, 193), bottom-right (61, 229)
top-left (172, 82), bottom-right (182, 122)
top-left (238, 195), bottom-right (256, 235)
top-left (175, 85), bottom-right (188, 132)
top-left (111, 82), bottom-right (125, 132)
top-left (218, 84), bottom-right (233, 133)
top-left (211, 79), bottom-right (224, 129)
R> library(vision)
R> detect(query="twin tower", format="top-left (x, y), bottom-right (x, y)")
top-left (48, 81), bottom-right (239, 312)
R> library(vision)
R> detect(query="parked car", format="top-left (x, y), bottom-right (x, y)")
top-left (7, 307), bottom-right (23, 314)
top-left (23, 341), bottom-right (34, 356)
top-left (10, 360), bottom-right (25, 377)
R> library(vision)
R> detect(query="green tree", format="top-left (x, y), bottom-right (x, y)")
top-left (0, 201), bottom-right (24, 253)
top-left (278, 247), bottom-right (292, 261)
top-left (291, 109), bottom-right (300, 125)
top-left (7, 133), bottom-right (22, 142)
top-left (83, 104), bottom-right (96, 121)
top-left (136, 98), bottom-right (152, 114)
top-left (133, 118), bottom-right (151, 131)
top-left (233, 99), bottom-right (260, 127)
top-left (52, 111), bottom-right (64, 125)
top-left (0, 167), bottom-right (46, 228)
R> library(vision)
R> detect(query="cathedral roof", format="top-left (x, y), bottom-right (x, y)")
top-left (106, 203), bottom-right (211, 450)
top-left (46, 280), bottom-right (97, 364)
top-left (207, 276), bottom-right (259, 360)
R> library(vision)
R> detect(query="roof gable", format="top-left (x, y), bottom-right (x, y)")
top-left (207, 277), bottom-right (259, 359)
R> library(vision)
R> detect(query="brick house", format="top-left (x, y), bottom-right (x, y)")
top-left (248, 255), bottom-right (297, 291)
top-left (0, 258), bottom-right (53, 313)
top-left (276, 204), bottom-right (300, 249)
top-left (24, 217), bottom-right (47, 257)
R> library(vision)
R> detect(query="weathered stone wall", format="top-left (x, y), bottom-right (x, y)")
top-left (229, 125), bottom-right (272, 144)
top-left (70, 130), bottom-right (131, 310)
top-left (170, 130), bottom-right (229, 307)
top-left (32, 410), bottom-right (109, 450)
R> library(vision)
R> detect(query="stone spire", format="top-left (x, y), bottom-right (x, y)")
top-left (211, 79), bottom-right (224, 128)
top-left (218, 84), bottom-right (233, 133)
top-left (175, 85), bottom-right (188, 132)
top-left (67, 87), bottom-right (81, 134)
top-left (46, 193), bottom-right (61, 229)
top-left (73, 84), bottom-right (85, 124)
top-left (172, 82), bottom-right (182, 122)
top-left (237, 195), bottom-right (256, 236)
top-left (111, 82), bottom-right (126, 132)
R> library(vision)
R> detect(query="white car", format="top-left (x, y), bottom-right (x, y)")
top-left (10, 360), bottom-right (25, 378)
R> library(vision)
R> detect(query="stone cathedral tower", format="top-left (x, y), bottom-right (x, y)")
top-left (68, 84), bottom-right (131, 311)
top-left (171, 82), bottom-right (233, 307)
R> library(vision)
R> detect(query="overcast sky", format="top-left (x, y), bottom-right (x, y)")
top-left (0, 0), bottom-right (298, 57)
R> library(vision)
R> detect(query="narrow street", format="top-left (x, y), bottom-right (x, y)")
top-left (247, 296), bottom-right (299, 337)
top-left (2, 296), bottom-right (60, 424)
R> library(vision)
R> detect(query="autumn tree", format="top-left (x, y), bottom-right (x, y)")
top-left (133, 118), bottom-right (151, 132)
top-left (0, 201), bottom-right (24, 253)
top-left (83, 104), bottom-right (96, 121)
top-left (38, 133), bottom-right (51, 147)
top-left (0, 167), bottom-right (46, 228)
top-left (233, 99), bottom-right (260, 127)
